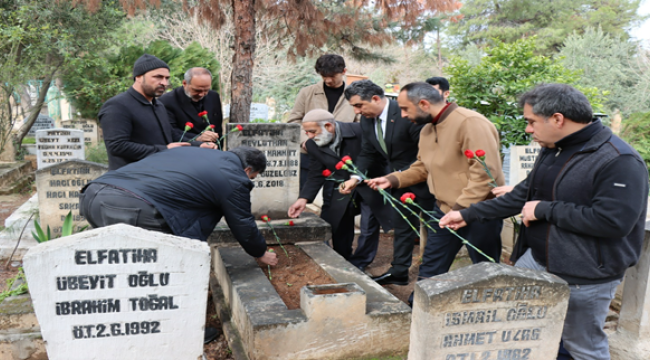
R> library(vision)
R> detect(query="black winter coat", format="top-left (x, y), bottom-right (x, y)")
top-left (86, 147), bottom-right (268, 258)
top-left (159, 87), bottom-right (224, 139)
top-left (300, 122), bottom-right (392, 234)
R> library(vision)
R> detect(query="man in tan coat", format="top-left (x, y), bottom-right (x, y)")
top-left (288, 54), bottom-right (356, 189)
top-left (367, 82), bottom-right (504, 303)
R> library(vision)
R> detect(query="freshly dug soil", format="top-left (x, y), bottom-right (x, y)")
top-left (256, 244), bottom-right (337, 310)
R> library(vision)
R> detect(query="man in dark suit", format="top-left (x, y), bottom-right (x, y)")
top-left (99, 55), bottom-right (216, 170)
top-left (159, 67), bottom-right (223, 143)
top-left (340, 80), bottom-right (439, 285)
top-left (287, 109), bottom-right (392, 270)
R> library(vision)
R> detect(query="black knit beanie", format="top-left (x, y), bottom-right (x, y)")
top-left (132, 54), bottom-right (169, 78)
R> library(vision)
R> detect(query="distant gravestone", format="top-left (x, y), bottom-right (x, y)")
top-left (408, 262), bottom-right (570, 360)
top-left (222, 103), bottom-right (269, 122)
top-left (508, 143), bottom-right (541, 186)
top-left (226, 123), bottom-right (300, 218)
top-left (26, 114), bottom-right (56, 136)
top-left (23, 224), bottom-right (211, 360)
top-left (61, 119), bottom-right (99, 146)
top-left (35, 160), bottom-right (107, 238)
top-left (36, 128), bottom-right (85, 169)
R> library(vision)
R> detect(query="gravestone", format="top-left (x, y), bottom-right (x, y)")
top-left (508, 143), bottom-right (541, 186)
top-left (225, 123), bottom-right (300, 219)
top-left (36, 129), bottom-right (85, 169)
top-left (222, 103), bottom-right (269, 122)
top-left (22, 224), bottom-right (211, 360)
top-left (409, 262), bottom-right (570, 360)
top-left (61, 119), bottom-right (99, 147)
top-left (35, 160), bottom-right (107, 238)
top-left (26, 114), bottom-right (56, 136)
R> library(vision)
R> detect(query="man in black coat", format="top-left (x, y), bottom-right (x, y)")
top-left (79, 146), bottom-right (278, 266)
top-left (99, 55), bottom-right (217, 170)
top-left (287, 109), bottom-right (392, 270)
top-left (159, 67), bottom-right (223, 143)
top-left (340, 80), bottom-right (439, 285)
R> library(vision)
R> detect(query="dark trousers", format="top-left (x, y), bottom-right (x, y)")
top-left (418, 203), bottom-right (502, 279)
top-left (390, 190), bottom-right (437, 277)
top-left (331, 198), bottom-right (380, 269)
top-left (80, 183), bottom-right (172, 234)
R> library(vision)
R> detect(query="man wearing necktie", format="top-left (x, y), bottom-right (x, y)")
top-left (340, 80), bottom-right (438, 286)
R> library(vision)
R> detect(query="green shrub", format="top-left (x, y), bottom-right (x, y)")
top-left (85, 142), bottom-right (108, 165)
top-left (620, 111), bottom-right (650, 176)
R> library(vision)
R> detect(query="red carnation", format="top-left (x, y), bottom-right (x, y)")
top-left (285, 221), bottom-right (295, 226)
top-left (464, 149), bottom-right (474, 159)
top-left (184, 122), bottom-right (194, 131)
top-left (322, 169), bottom-right (332, 177)
top-left (209, 124), bottom-right (215, 130)
top-left (475, 149), bottom-right (486, 159)
top-left (335, 161), bottom-right (345, 170)
top-left (261, 215), bottom-right (270, 222)
top-left (236, 124), bottom-right (243, 131)
top-left (341, 155), bottom-right (352, 164)
top-left (198, 111), bottom-right (208, 117)
top-left (400, 192), bottom-right (416, 204)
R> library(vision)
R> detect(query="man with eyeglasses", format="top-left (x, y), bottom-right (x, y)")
top-left (159, 67), bottom-right (223, 143)
top-left (99, 56), bottom-right (216, 170)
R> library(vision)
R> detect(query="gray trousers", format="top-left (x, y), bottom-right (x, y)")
top-left (516, 249), bottom-right (621, 360)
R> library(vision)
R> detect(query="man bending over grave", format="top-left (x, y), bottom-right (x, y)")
top-left (287, 109), bottom-right (392, 271)
top-left (440, 83), bottom-right (649, 360)
top-left (99, 54), bottom-right (217, 170)
top-left (79, 146), bottom-right (278, 267)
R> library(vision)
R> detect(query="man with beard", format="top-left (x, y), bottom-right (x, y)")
top-left (99, 54), bottom-right (216, 170)
top-left (159, 67), bottom-right (222, 143)
top-left (367, 82), bottom-right (504, 301)
top-left (287, 109), bottom-right (391, 271)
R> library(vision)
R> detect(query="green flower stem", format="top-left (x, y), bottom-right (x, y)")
top-left (265, 222), bottom-right (289, 257)
top-left (268, 265), bottom-right (272, 280)
top-left (179, 130), bottom-right (188, 142)
top-left (406, 200), bottom-right (495, 263)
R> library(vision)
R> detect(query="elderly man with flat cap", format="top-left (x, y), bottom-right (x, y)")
top-left (99, 54), bottom-right (216, 170)
top-left (287, 109), bottom-right (392, 271)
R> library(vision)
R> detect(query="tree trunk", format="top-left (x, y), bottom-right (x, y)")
top-left (229, 0), bottom-right (256, 124)
top-left (15, 64), bottom-right (60, 146)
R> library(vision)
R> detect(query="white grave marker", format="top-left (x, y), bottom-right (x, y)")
top-left (26, 114), bottom-right (56, 136)
top-left (36, 128), bottom-right (85, 169)
top-left (61, 119), bottom-right (99, 146)
top-left (23, 224), bottom-right (211, 360)
top-left (508, 143), bottom-right (541, 186)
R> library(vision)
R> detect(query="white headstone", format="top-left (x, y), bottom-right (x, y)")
top-left (26, 114), bottom-right (56, 136)
top-left (409, 263), bottom-right (570, 360)
top-left (22, 224), bottom-right (211, 360)
top-left (36, 128), bottom-right (85, 169)
top-left (35, 160), bottom-right (108, 238)
top-left (223, 103), bottom-right (270, 122)
top-left (508, 143), bottom-right (541, 186)
top-left (225, 123), bottom-right (300, 218)
top-left (61, 119), bottom-right (99, 147)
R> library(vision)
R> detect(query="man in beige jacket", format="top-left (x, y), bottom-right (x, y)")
top-left (367, 82), bottom-right (504, 303)
top-left (288, 54), bottom-right (356, 189)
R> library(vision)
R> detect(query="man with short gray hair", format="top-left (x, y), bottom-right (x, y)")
top-left (441, 83), bottom-right (649, 360)
top-left (159, 67), bottom-right (223, 142)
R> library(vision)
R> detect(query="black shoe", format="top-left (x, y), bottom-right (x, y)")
top-left (356, 265), bottom-right (366, 272)
top-left (204, 326), bottom-right (220, 344)
top-left (372, 272), bottom-right (409, 286)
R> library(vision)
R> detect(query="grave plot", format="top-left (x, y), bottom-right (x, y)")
top-left (211, 240), bottom-right (411, 360)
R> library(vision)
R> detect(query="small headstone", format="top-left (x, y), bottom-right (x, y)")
top-left (226, 123), bottom-right (300, 218)
top-left (508, 143), bottom-right (541, 186)
top-left (22, 224), bottom-right (211, 360)
top-left (61, 119), bottom-right (99, 147)
top-left (35, 160), bottom-right (107, 238)
top-left (26, 114), bottom-right (56, 136)
top-left (408, 262), bottom-right (570, 360)
top-left (223, 103), bottom-right (269, 122)
top-left (36, 128), bottom-right (85, 169)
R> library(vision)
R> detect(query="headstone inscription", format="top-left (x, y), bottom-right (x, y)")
top-left (25, 114), bottom-right (56, 136)
top-left (61, 119), bottom-right (99, 146)
top-left (508, 143), bottom-right (541, 186)
top-left (225, 123), bottom-right (300, 219)
top-left (36, 128), bottom-right (85, 169)
top-left (408, 262), bottom-right (570, 360)
top-left (22, 224), bottom-right (211, 360)
top-left (35, 160), bottom-right (107, 238)
top-left (222, 103), bottom-right (270, 121)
